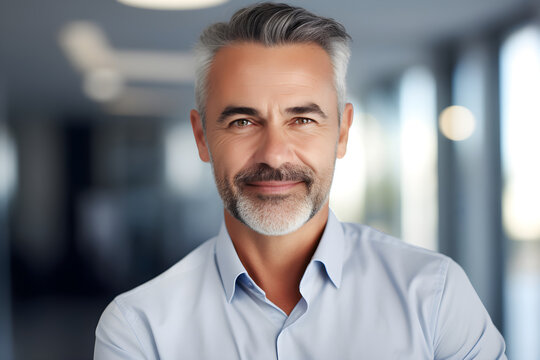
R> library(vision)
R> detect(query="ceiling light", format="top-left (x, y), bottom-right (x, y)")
top-left (105, 87), bottom-right (181, 116)
top-left (115, 50), bottom-right (195, 83)
top-left (116, 0), bottom-right (228, 10)
top-left (83, 68), bottom-right (124, 102)
top-left (438, 105), bottom-right (475, 141)
top-left (59, 21), bottom-right (115, 72)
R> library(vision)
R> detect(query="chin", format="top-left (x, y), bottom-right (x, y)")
top-left (235, 195), bottom-right (321, 236)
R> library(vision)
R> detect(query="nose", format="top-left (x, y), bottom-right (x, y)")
top-left (252, 124), bottom-right (295, 169)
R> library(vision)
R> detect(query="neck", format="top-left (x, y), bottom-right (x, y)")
top-left (224, 204), bottom-right (329, 315)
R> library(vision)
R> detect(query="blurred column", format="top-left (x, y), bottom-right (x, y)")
top-left (500, 24), bottom-right (540, 360)
top-left (435, 47), bottom-right (458, 260)
top-left (0, 78), bottom-right (15, 360)
top-left (361, 85), bottom-right (402, 237)
top-left (399, 67), bottom-right (438, 251)
top-left (436, 40), bottom-right (504, 331)
top-left (450, 41), bottom-right (504, 329)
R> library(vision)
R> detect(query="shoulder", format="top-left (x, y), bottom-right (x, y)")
top-left (341, 222), bottom-right (450, 281)
top-left (116, 238), bottom-right (216, 308)
top-left (95, 238), bottom-right (218, 357)
top-left (342, 222), bottom-right (442, 258)
top-left (339, 222), bottom-right (457, 326)
top-left (99, 237), bottom-right (217, 329)
top-left (340, 222), bottom-right (506, 357)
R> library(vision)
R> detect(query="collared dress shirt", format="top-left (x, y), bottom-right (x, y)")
top-left (94, 211), bottom-right (506, 359)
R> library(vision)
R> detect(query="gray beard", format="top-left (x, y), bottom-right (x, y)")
top-left (214, 163), bottom-right (330, 236)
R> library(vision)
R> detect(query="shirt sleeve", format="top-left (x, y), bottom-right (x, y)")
top-left (94, 300), bottom-right (148, 360)
top-left (433, 259), bottom-right (507, 359)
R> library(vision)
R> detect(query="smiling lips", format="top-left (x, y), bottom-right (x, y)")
top-left (245, 180), bottom-right (303, 194)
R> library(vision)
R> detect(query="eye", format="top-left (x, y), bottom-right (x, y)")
top-left (231, 119), bottom-right (252, 127)
top-left (294, 117), bottom-right (314, 125)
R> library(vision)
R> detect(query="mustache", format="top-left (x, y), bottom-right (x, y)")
top-left (234, 163), bottom-right (314, 187)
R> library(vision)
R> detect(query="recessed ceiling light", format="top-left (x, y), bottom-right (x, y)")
top-left (116, 0), bottom-right (228, 10)
top-left (438, 105), bottom-right (475, 141)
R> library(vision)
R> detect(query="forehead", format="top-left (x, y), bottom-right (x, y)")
top-left (205, 42), bottom-right (336, 116)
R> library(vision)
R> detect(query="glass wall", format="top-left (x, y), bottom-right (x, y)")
top-left (500, 24), bottom-right (540, 360)
top-left (342, 66), bottom-right (439, 251)
top-left (447, 40), bottom-right (503, 327)
top-left (0, 80), bottom-right (15, 360)
top-left (398, 67), bottom-right (438, 250)
top-left (358, 83), bottom-right (402, 237)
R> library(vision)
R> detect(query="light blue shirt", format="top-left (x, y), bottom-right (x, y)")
top-left (94, 211), bottom-right (506, 359)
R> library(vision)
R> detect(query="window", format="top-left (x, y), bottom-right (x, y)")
top-left (500, 24), bottom-right (540, 360)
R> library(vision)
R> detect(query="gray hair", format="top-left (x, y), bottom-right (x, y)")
top-left (194, 2), bottom-right (351, 125)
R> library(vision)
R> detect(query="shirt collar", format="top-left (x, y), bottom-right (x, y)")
top-left (215, 222), bottom-right (247, 303)
top-left (310, 209), bottom-right (345, 289)
top-left (214, 209), bottom-right (345, 302)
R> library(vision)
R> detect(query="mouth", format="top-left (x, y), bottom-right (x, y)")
top-left (244, 180), bottom-right (304, 195)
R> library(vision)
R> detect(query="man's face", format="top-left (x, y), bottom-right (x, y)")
top-left (191, 42), bottom-right (352, 235)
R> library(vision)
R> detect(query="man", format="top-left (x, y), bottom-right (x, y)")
top-left (95, 3), bottom-right (506, 359)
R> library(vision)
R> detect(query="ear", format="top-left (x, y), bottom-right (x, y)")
top-left (190, 109), bottom-right (210, 163)
top-left (336, 103), bottom-right (353, 159)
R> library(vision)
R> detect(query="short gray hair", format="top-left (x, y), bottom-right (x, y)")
top-left (194, 2), bottom-right (351, 124)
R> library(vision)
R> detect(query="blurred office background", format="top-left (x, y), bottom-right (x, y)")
top-left (1, 0), bottom-right (540, 358)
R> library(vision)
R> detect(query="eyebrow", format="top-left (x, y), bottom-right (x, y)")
top-left (216, 102), bottom-right (328, 123)
top-left (285, 103), bottom-right (328, 119)
top-left (217, 106), bottom-right (260, 123)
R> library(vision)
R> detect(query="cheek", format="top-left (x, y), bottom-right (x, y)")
top-left (208, 135), bottom-right (254, 176)
top-left (211, 156), bottom-right (241, 186)
top-left (208, 129), bottom-right (259, 151)
top-left (294, 133), bottom-right (338, 171)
